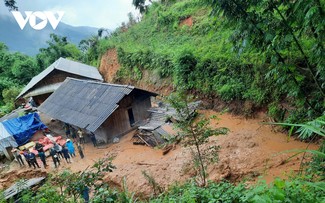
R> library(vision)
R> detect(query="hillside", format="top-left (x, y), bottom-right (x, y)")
top-left (98, 0), bottom-right (324, 123)
top-left (0, 14), bottom-right (98, 55)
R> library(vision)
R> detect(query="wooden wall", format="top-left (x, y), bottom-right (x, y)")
top-left (132, 91), bottom-right (151, 122)
top-left (94, 92), bottom-right (152, 143)
top-left (33, 93), bottom-right (52, 106)
top-left (27, 70), bottom-right (97, 105)
top-left (36, 70), bottom-right (86, 87)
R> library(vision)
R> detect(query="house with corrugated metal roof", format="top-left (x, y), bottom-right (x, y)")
top-left (16, 57), bottom-right (103, 105)
top-left (38, 78), bottom-right (157, 143)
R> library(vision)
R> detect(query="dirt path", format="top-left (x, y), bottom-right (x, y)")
top-left (0, 110), bottom-right (318, 196)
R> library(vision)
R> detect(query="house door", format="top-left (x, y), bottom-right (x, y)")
top-left (127, 108), bottom-right (135, 126)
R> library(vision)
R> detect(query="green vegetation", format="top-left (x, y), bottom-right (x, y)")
top-left (97, 0), bottom-right (324, 123)
top-left (0, 34), bottom-right (82, 116)
top-left (0, 43), bottom-right (37, 115)
top-left (37, 34), bottom-right (83, 70)
top-left (269, 114), bottom-right (325, 179)
top-left (151, 178), bottom-right (324, 203)
top-left (2, 165), bottom-right (324, 202)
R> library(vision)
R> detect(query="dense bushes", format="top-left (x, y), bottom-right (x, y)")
top-left (2, 169), bottom-right (323, 203)
top-left (97, 0), bottom-right (324, 123)
top-left (117, 48), bottom-right (174, 78)
top-left (151, 178), bottom-right (325, 203)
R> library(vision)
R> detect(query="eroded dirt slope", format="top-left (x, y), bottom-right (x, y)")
top-left (99, 48), bottom-right (174, 96)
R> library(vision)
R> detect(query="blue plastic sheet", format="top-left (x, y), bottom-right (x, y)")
top-left (2, 113), bottom-right (47, 146)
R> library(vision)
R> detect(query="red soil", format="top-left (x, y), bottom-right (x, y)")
top-left (99, 48), bottom-right (121, 83)
top-left (179, 16), bottom-right (193, 27)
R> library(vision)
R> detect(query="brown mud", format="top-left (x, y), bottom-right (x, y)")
top-left (99, 48), bottom-right (121, 83)
top-left (0, 110), bottom-right (318, 197)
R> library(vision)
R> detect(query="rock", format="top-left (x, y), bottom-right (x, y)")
top-left (247, 142), bottom-right (257, 148)
top-left (113, 137), bottom-right (120, 143)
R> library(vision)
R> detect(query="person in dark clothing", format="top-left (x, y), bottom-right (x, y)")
top-left (12, 149), bottom-right (24, 166)
top-left (62, 146), bottom-right (71, 163)
top-left (35, 143), bottom-right (45, 168)
top-left (35, 143), bottom-right (44, 153)
top-left (82, 186), bottom-right (89, 203)
top-left (90, 132), bottom-right (97, 147)
top-left (71, 128), bottom-right (77, 142)
top-left (77, 143), bottom-right (84, 159)
top-left (28, 151), bottom-right (40, 169)
top-left (50, 148), bottom-right (60, 168)
top-left (38, 151), bottom-right (47, 168)
top-left (23, 150), bottom-right (32, 167)
top-left (64, 123), bottom-right (71, 138)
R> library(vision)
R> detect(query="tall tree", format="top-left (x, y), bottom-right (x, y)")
top-left (79, 35), bottom-right (100, 66)
top-left (0, 42), bottom-right (37, 113)
top-left (132, 0), bottom-right (148, 14)
top-left (36, 33), bottom-right (82, 69)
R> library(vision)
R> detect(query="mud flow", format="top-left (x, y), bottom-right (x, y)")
top-left (0, 110), bottom-right (317, 196)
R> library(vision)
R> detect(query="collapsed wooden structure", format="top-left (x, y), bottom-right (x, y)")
top-left (132, 101), bottom-right (202, 147)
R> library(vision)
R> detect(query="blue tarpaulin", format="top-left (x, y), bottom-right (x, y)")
top-left (2, 113), bottom-right (47, 146)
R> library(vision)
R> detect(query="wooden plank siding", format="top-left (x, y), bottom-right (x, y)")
top-left (94, 92), bottom-right (152, 143)
top-left (33, 93), bottom-right (52, 106)
top-left (30, 70), bottom-right (98, 105)
top-left (32, 70), bottom-right (89, 91)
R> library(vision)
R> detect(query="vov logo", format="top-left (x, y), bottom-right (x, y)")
top-left (11, 11), bottom-right (65, 30)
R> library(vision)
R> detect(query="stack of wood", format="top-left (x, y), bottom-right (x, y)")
top-left (132, 129), bottom-right (161, 147)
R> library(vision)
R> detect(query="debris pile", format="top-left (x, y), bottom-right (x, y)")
top-left (132, 129), bottom-right (162, 147)
top-left (133, 101), bottom-right (202, 147)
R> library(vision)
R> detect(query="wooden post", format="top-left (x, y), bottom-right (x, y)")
top-left (3, 147), bottom-right (14, 160)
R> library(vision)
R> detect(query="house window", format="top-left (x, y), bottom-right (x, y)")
top-left (127, 108), bottom-right (135, 126)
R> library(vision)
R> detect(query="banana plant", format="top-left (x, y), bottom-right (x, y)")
top-left (267, 115), bottom-right (325, 158)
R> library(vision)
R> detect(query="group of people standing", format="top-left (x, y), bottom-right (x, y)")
top-left (11, 124), bottom-right (99, 169)
top-left (11, 148), bottom-right (41, 169)
top-left (11, 138), bottom-right (84, 169)
top-left (49, 139), bottom-right (82, 168)
top-left (11, 148), bottom-right (39, 169)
